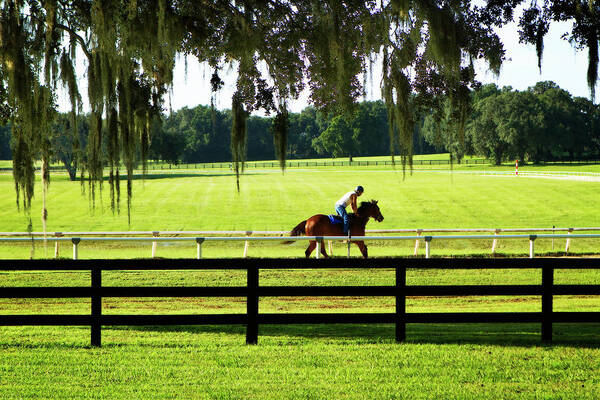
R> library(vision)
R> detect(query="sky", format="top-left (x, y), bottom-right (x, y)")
top-left (58, 14), bottom-right (593, 115)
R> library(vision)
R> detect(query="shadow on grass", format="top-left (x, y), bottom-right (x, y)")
top-left (1, 323), bottom-right (598, 349)
top-left (108, 322), bottom-right (600, 347)
top-left (70, 172), bottom-right (262, 181)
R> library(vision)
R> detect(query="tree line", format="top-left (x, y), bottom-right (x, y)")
top-left (129, 81), bottom-right (600, 166)
top-left (464, 82), bottom-right (600, 164)
top-left (2, 80), bottom-right (600, 175)
top-left (0, 100), bottom-right (437, 175)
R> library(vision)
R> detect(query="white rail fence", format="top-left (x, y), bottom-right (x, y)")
top-left (1, 232), bottom-right (600, 259)
top-left (1, 227), bottom-right (599, 258)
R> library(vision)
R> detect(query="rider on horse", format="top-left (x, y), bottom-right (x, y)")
top-left (335, 185), bottom-right (364, 234)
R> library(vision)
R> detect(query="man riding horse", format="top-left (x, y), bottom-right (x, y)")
top-left (335, 185), bottom-right (364, 235)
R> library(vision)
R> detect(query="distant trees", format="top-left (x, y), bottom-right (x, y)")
top-left (0, 122), bottom-right (10, 160)
top-left (1, 81), bottom-right (599, 166)
top-left (148, 100), bottom-right (408, 164)
top-left (465, 82), bottom-right (600, 164)
top-left (50, 114), bottom-right (89, 180)
top-left (312, 115), bottom-right (356, 160)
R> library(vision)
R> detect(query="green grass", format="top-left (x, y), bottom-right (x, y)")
top-left (1, 157), bottom-right (600, 398)
top-left (1, 162), bottom-right (600, 258)
top-left (1, 267), bottom-right (599, 399)
top-left (0, 324), bottom-right (599, 399)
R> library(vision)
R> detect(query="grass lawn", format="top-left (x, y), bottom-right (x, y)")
top-left (1, 265), bottom-right (599, 399)
top-left (1, 161), bottom-right (600, 258)
top-left (1, 158), bottom-right (600, 398)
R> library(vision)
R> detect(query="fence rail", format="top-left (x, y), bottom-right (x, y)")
top-left (0, 257), bottom-right (599, 346)
top-left (2, 227), bottom-right (600, 258)
top-left (1, 233), bottom-right (599, 259)
top-left (5, 158), bottom-right (600, 173)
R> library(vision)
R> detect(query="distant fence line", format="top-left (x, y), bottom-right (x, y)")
top-left (0, 158), bottom-right (488, 173)
top-left (4, 158), bottom-right (600, 173)
top-left (1, 232), bottom-right (599, 259)
top-left (1, 257), bottom-right (599, 346)
top-left (151, 158), bottom-right (490, 170)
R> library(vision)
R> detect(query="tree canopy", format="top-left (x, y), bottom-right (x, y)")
top-left (0, 0), bottom-right (598, 226)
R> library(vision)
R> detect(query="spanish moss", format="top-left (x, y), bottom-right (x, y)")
top-left (271, 106), bottom-right (289, 171)
top-left (231, 91), bottom-right (247, 192)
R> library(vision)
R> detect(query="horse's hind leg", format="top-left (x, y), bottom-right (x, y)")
top-left (305, 241), bottom-right (316, 258)
top-left (355, 241), bottom-right (368, 258)
top-left (319, 240), bottom-right (329, 258)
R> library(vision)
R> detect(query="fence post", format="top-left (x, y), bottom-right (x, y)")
top-left (529, 235), bottom-right (537, 258)
top-left (491, 229), bottom-right (501, 254)
top-left (91, 267), bottom-right (102, 347)
top-left (565, 228), bottom-right (573, 254)
top-left (246, 266), bottom-right (259, 345)
top-left (424, 236), bottom-right (432, 258)
top-left (72, 238), bottom-right (80, 260)
top-left (328, 240), bottom-right (333, 256)
top-left (196, 238), bottom-right (205, 259)
top-left (152, 231), bottom-right (160, 258)
top-left (541, 264), bottom-right (554, 342)
top-left (395, 266), bottom-right (406, 342)
top-left (54, 232), bottom-right (62, 258)
top-left (243, 231), bottom-right (252, 258)
top-left (413, 229), bottom-right (422, 256)
top-left (316, 237), bottom-right (322, 259)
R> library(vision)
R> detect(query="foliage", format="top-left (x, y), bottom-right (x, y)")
top-left (465, 82), bottom-right (600, 164)
top-left (312, 115), bottom-right (356, 159)
top-left (516, 0), bottom-right (600, 100)
top-left (49, 113), bottom-right (89, 181)
top-left (0, 121), bottom-right (10, 159)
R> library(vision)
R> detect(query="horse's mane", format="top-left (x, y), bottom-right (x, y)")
top-left (357, 200), bottom-right (377, 214)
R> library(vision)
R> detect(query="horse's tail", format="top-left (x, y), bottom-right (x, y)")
top-left (282, 220), bottom-right (306, 244)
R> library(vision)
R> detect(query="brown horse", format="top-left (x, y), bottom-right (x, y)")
top-left (285, 200), bottom-right (384, 258)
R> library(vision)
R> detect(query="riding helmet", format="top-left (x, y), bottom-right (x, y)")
top-left (355, 185), bottom-right (364, 193)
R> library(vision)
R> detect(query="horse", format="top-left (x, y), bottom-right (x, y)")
top-left (284, 200), bottom-right (384, 258)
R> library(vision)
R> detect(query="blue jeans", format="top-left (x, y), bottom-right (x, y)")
top-left (335, 205), bottom-right (350, 234)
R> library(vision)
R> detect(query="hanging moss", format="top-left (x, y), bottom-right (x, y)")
top-left (107, 106), bottom-right (119, 213)
top-left (587, 29), bottom-right (598, 103)
top-left (231, 91), bottom-right (247, 192)
top-left (271, 106), bottom-right (289, 171)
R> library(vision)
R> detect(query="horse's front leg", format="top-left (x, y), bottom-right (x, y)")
top-left (355, 241), bottom-right (368, 258)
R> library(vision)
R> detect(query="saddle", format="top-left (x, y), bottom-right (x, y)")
top-left (327, 214), bottom-right (343, 225)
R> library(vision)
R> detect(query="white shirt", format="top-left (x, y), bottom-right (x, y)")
top-left (335, 190), bottom-right (356, 208)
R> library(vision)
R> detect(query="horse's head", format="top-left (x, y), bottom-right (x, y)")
top-left (358, 200), bottom-right (384, 222)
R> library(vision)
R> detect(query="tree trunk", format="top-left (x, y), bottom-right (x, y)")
top-left (61, 157), bottom-right (77, 181)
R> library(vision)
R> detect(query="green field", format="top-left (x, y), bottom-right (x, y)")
top-left (1, 158), bottom-right (600, 258)
top-left (1, 158), bottom-right (600, 399)
top-left (1, 266), bottom-right (599, 399)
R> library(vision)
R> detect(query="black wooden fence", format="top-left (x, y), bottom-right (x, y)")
top-left (0, 257), bottom-right (599, 346)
